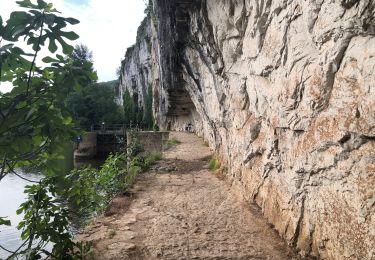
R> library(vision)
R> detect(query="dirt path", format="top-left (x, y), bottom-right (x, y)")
top-left (77, 132), bottom-right (300, 259)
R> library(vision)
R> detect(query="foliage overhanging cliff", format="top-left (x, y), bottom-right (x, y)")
top-left (116, 1), bottom-right (375, 259)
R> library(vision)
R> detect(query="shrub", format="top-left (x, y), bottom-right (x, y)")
top-left (208, 157), bottom-right (221, 171)
top-left (144, 151), bottom-right (162, 167)
top-left (108, 230), bottom-right (116, 239)
top-left (130, 151), bottom-right (162, 171)
top-left (66, 132), bottom-right (163, 239)
top-left (165, 137), bottom-right (181, 149)
top-left (67, 153), bottom-right (127, 217)
top-left (123, 164), bottom-right (141, 190)
top-left (127, 130), bottom-right (143, 157)
top-left (153, 123), bottom-right (160, 131)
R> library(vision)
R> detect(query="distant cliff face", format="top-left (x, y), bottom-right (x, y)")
top-left (116, 17), bottom-right (152, 108)
top-left (117, 1), bottom-right (375, 258)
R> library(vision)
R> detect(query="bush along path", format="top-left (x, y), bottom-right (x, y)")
top-left (76, 132), bottom-right (306, 259)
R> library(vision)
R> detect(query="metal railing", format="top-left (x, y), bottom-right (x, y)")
top-left (86, 123), bottom-right (152, 133)
top-left (90, 124), bottom-right (126, 132)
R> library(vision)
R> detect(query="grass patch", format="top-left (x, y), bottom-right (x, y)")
top-left (208, 156), bottom-right (221, 171)
top-left (168, 137), bottom-right (181, 145)
top-left (208, 156), bottom-right (226, 180)
top-left (108, 229), bottom-right (116, 239)
top-left (165, 137), bottom-right (181, 149)
top-left (129, 151), bottom-right (162, 173)
top-left (144, 151), bottom-right (162, 168)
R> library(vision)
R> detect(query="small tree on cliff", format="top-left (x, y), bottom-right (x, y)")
top-left (123, 89), bottom-right (136, 126)
top-left (123, 87), bottom-right (154, 129)
top-left (143, 85), bottom-right (153, 129)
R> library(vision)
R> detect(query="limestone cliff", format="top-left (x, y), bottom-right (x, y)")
top-left (116, 1), bottom-right (375, 259)
top-left (116, 16), bottom-right (152, 108)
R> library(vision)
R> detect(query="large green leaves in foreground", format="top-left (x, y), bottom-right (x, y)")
top-left (0, 0), bottom-right (96, 258)
top-left (0, 0), bottom-right (93, 175)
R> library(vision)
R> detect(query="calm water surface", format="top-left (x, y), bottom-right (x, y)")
top-left (0, 171), bottom-right (42, 259)
top-left (0, 149), bottom-right (105, 259)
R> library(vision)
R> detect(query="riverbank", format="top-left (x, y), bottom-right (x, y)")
top-left (76, 132), bottom-right (303, 259)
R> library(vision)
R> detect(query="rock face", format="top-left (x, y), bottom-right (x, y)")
top-left (116, 1), bottom-right (375, 259)
top-left (115, 17), bottom-right (152, 108)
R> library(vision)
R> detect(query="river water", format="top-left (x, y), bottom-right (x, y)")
top-left (0, 171), bottom-right (42, 259)
top-left (0, 145), bottom-right (105, 259)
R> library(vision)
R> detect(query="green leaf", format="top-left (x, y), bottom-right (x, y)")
top-left (16, 207), bottom-right (24, 215)
top-left (27, 36), bottom-right (38, 46)
top-left (16, 0), bottom-right (38, 9)
top-left (45, 3), bottom-right (57, 13)
top-left (42, 68), bottom-right (53, 79)
top-left (42, 56), bottom-right (58, 63)
top-left (0, 217), bottom-right (11, 226)
top-left (29, 10), bottom-right (40, 15)
top-left (48, 38), bottom-right (58, 53)
top-left (61, 31), bottom-right (79, 41)
top-left (73, 81), bottom-right (81, 92)
top-left (0, 43), bottom-right (14, 52)
top-left (2, 11), bottom-right (33, 40)
top-left (8, 11), bottom-right (30, 24)
top-left (57, 38), bottom-right (73, 54)
top-left (21, 229), bottom-right (30, 240)
top-left (44, 14), bottom-right (56, 26)
top-left (65, 17), bottom-right (80, 25)
top-left (11, 46), bottom-right (25, 55)
top-left (37, 0), bottom-right (48, 9)
top-left (52, 55), bottom-right (62, 63)
top-left (0, 16), bottom-right (4, 35)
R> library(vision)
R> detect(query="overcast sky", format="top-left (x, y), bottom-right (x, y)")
top-left (0, 0), bottom-right (146, 92)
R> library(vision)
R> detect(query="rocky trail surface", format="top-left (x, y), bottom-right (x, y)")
top-left (77, 132), bottom-right (304, 259)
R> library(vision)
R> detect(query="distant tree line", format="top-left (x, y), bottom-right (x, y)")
top-left (65, 44), bottom-right (122, 128)
top-left (66, 44), bottom-right (154, 130)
